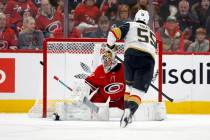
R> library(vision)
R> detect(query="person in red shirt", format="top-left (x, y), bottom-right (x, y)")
top-left (53, 15), bottom-right (81, 38)
top-left (74, 0), bottom-right (100, 25)
top-left (35, 0), bottom-right (63, 37)
top-left (4, 0), bottom-right (38, 33)
top-left (0, 13), bottom-right (17, 50)
top-left (0, 1), bottom-right (5, 13)
top-left (85, 47), bottom-right (126, 110)
top-left (156, 16), bottom-right (185, 52)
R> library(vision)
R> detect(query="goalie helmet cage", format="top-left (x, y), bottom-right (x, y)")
top-left (42, 38), bottom-right (163, 118)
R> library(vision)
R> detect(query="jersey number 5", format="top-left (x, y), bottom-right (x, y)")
top-left (137, 28), bottom-right (157, 48)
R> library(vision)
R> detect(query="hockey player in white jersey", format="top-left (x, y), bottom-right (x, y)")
top-left (106, 9), bottom-right (157, 128)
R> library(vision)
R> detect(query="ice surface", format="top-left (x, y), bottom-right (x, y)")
top-left (0, 114), bottom-right (210, 140)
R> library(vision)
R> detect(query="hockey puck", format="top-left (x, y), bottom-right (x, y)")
top-left (52, 113), bottom-right (60, 121)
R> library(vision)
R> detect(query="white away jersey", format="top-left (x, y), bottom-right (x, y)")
top-left (109, 21), bottom-right (157, 59)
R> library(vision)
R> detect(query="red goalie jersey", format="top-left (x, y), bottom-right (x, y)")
top-left (85, 63), bottom-right (125, 110)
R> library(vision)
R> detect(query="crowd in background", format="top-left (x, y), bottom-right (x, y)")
top-left (0, 0), bottom-right (209, 52)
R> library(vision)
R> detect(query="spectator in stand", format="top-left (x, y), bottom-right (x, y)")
top-left (130, 0), bottom-right (148, 19)
top-left (152, 0), bottom-right (164, 31)
top-left (0, 1), bottom-right (5, 13)
top-left (206, 16), bottom-right (210, 39)
top-left (56, 0), bottom-right (64, 14)
top-left (14, 9), bottom-right (35, 33)
top-left (186, 28), bottom-right (209, 52)
top-left (191, 0), bottom-right (210, 28)
top-left (18, 16), bottom-right (44, 50)
top-left (36, 0), bottom-right (63, 38)
top-left (0, 13), bottom-right (17, 50)
top-left (99, 0), bottom-right (118, 16)
top-left (156, 16), bottom-right (185, 52)
top-left (86, 15), bottom-right (110, 38)
top-left (104, 1), bottom-right (118, 25)
top-left (112, 4), bottom-right (131, 27)
top-left (31, 0), bottom-right (41, 7)
top-left (118, 0), bottom-right (137, 7)
top-left (176, 0), bottom-right (200, 41)
top-left (53, 15), bottom-right (81, 38)
top-left (68, 0), bottom-right (82, 13)
top-left (50, 0), bottom-right (65, 14)
top-left (4, 0), bottom-right (38, 34)
top-left (159, 0), bottom-right (179, 22)
top-left (182, 27), bottom-right (193, 51)
top-left (74, 0), bottom-right (100, 26)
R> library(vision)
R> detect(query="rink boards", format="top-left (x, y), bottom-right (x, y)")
top-left (0, 52), bottom-right (210, 114)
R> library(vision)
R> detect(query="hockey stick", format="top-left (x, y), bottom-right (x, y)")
top-left (53, 75), bottom-right (99, 113)
top-left (41, 60), bottom-right (95, 90)
top-left (53, 76), bottom-right (73, 91)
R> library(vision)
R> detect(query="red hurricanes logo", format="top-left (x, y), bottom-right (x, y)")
top-left (0, 58), bottom-right (15, 93)
top-left (0, 40), bottom-right (9, 49)
top-left (46, 21), bottom-right (61, 32)
top-left (104, 83), bottom-right (124, 94)
top-left (0, 69), bottom-right (6, 84)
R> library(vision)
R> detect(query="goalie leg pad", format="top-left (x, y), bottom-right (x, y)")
top-left (134, 102), bottom-right (167, 121)
top-left (54, 102), bottom-right (110, 121)
top-left (55, 102), bottom-right (92, 121)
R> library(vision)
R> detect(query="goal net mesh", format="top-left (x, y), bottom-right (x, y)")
top-left (29, 38), bottom-right (164, 120)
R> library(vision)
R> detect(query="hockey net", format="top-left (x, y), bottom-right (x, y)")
top-left (29, 38), bottom-right (165, 120)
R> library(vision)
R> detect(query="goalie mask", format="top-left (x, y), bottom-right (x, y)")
top-left (101, 49), bottom-right (117, 73)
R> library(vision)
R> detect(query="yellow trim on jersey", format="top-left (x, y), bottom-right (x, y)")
top-left (111, 28), bottom-right (122, 40)
top-left (124, 95), bottom-right (141, 105)
top-left (125, 45), bottom-right (155, 60)
top-left (124, 94), bottom-right (130, 101)
top-left (128, 95), bottom-right (141, 105)
top-left (125, 80), bottom-right (134, 84)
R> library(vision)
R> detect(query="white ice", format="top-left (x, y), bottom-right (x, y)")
top-left (0, 114), bottom-right (210, 140)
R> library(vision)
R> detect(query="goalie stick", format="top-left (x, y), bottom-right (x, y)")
top-left (52, 76), bottom-right (100, 114)
top-left (40, 61), bottom-right (99, 112)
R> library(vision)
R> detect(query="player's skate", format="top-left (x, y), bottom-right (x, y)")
top-left (120, 108), bottom-right (133, 128)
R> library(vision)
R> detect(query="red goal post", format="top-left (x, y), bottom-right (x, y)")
top-left (42, 38), bottom-right (163, 118)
